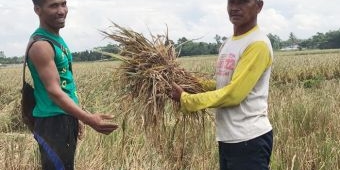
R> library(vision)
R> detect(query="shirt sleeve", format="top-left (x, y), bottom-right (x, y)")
top-left (180, 41), bottom-right (272, 112)
top-left (198, 78), bottom-right (216, 91)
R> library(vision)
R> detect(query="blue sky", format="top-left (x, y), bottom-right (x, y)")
top-left (1, 0), bottom-right (339, 57)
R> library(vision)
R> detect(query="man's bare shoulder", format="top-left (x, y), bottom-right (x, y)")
top-left (28, 40), bottom-right (55, 64)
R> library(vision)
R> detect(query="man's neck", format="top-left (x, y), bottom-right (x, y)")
top-left (233, 21), bottom-right (257, 36)
top-left (39, 25), bottom-right (60, 36)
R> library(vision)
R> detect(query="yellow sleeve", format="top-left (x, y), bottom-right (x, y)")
top-left (180, 41), bottom-right (272, 112)
top-left (198, 78), bottom-right (216, 91)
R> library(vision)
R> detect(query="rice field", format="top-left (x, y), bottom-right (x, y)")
top-left (0, 49), bottom-right (339, 170)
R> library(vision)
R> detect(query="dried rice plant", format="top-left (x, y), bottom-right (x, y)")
top-left (100, 22), bottom-right (212, 169)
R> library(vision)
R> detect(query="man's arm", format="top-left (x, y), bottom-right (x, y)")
top-left (173, 41), bottom-right (272, 112)
top-left (29, 41), bottom-right (118, 134)
top-left (198, 78), bottom-right (216, 91)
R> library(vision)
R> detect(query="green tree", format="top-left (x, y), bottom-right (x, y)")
top-left (214, 34), bottom-right (222, 46)
top-left (288, 32), bottom-right (298, 47)
top-left (94, 44), bottom-right (120, 54)
top-left (267, 33), bottom-right (282, 50)
top-left (322, 29), bottom-right (340, 49)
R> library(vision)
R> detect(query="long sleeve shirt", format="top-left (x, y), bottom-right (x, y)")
top-left (180, 26), bottom-right (273, 143)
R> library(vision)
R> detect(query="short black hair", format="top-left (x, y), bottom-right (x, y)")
top-left (32, 0), bottom-right (44, 6)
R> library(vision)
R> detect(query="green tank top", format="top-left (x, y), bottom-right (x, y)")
top-left (27, 28), bottom-right (79, 117)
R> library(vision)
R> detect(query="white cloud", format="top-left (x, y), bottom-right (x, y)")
top-left (259, 8), bottom-right (290, 39)
top-left (263, 0), bottom-right (340, 39)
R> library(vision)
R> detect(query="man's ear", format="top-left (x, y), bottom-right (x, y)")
top-left (34, 5), bottom-right (40, 15)
top-left (256, 0), bottom-right (263, 13)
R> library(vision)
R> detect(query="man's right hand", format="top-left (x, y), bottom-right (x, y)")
top-left (171, 82), bottom-right (184, 102)
top-left (86, 114), bottom-right (118, 135)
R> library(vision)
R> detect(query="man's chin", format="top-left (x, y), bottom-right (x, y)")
top-left (57, 23), bottom-right (66, 28)
top-left (230, 18), bottom-right (242, 25)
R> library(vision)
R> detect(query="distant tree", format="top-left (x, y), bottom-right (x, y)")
top-left (0, 55), bottom-right (23, 64)
top-left (175, 37), bottom-right (220, 57)
top-left (72, 50), bottom-right (109, 62)
top-left (267, 33), bottom-right (282, 50)
top-left (214, 34), bottom-right (222, 45)
top-left (299, 39), bottom-right (313, 49)
top-left (312, 32), bottom-right (327, 49)
top-left (177, 37), bottom-right (189, 45)
top-left (322, 29), bottom-right (340, 49)
top-left (288, 32), bottom-right (298, 47)
top-left (94, 44), bottom-right (120, 54)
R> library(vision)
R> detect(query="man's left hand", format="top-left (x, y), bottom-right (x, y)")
top-left (78, 120), bottom-right (85, 140)
top-left (171, 82), bottom-right (184, 102)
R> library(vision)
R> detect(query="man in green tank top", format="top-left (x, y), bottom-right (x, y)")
top-left (28, 0), bottom-right (118, 169)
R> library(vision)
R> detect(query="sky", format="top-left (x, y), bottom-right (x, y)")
top-left (0, 0), bottom-right (339, 57)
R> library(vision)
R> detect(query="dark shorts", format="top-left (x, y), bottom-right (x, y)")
top-left (218, 130), bottom-right (273, 170)
top-left (34, 114), bottom-right (79, 170)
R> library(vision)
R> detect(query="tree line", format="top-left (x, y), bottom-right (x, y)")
top-left (268, 29), bottom-right (340, 50)
top-left (73, 28), bottom-right (340, 60)
top-left (1, 29), bottom-right (339, 65)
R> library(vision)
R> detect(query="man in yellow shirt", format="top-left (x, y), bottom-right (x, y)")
top-left (172, 0), bottom-right (273, 169)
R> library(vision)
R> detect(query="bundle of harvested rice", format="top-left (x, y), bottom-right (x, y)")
top-left (100, 22), bottom-right (209, 118)
top-left (100, 22), bottom-right (212, 168)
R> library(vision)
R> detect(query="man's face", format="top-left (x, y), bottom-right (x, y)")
top-left (36, 0), bottom-right (68, 30)
top-left (227, 0), bottom-right (262, 27)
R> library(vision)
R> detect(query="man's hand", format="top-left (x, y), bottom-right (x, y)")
top-left (77, 120), bottom-right (85, 140)
top-left (86, 114), bottom-right (118, 135)
top-left (171, 82), bottom-right (184, 102)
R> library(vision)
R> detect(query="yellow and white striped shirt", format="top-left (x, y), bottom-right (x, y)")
top-left (180, 25), bottom-right (273, 143)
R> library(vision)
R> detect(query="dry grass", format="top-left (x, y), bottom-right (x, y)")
top-left (0, 49), bottom-right (339, 169)
top-left (99, 23), bottom-right (212, 168)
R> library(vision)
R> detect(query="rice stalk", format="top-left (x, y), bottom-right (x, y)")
top-left (100, 22), bottom-right (212, 168)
